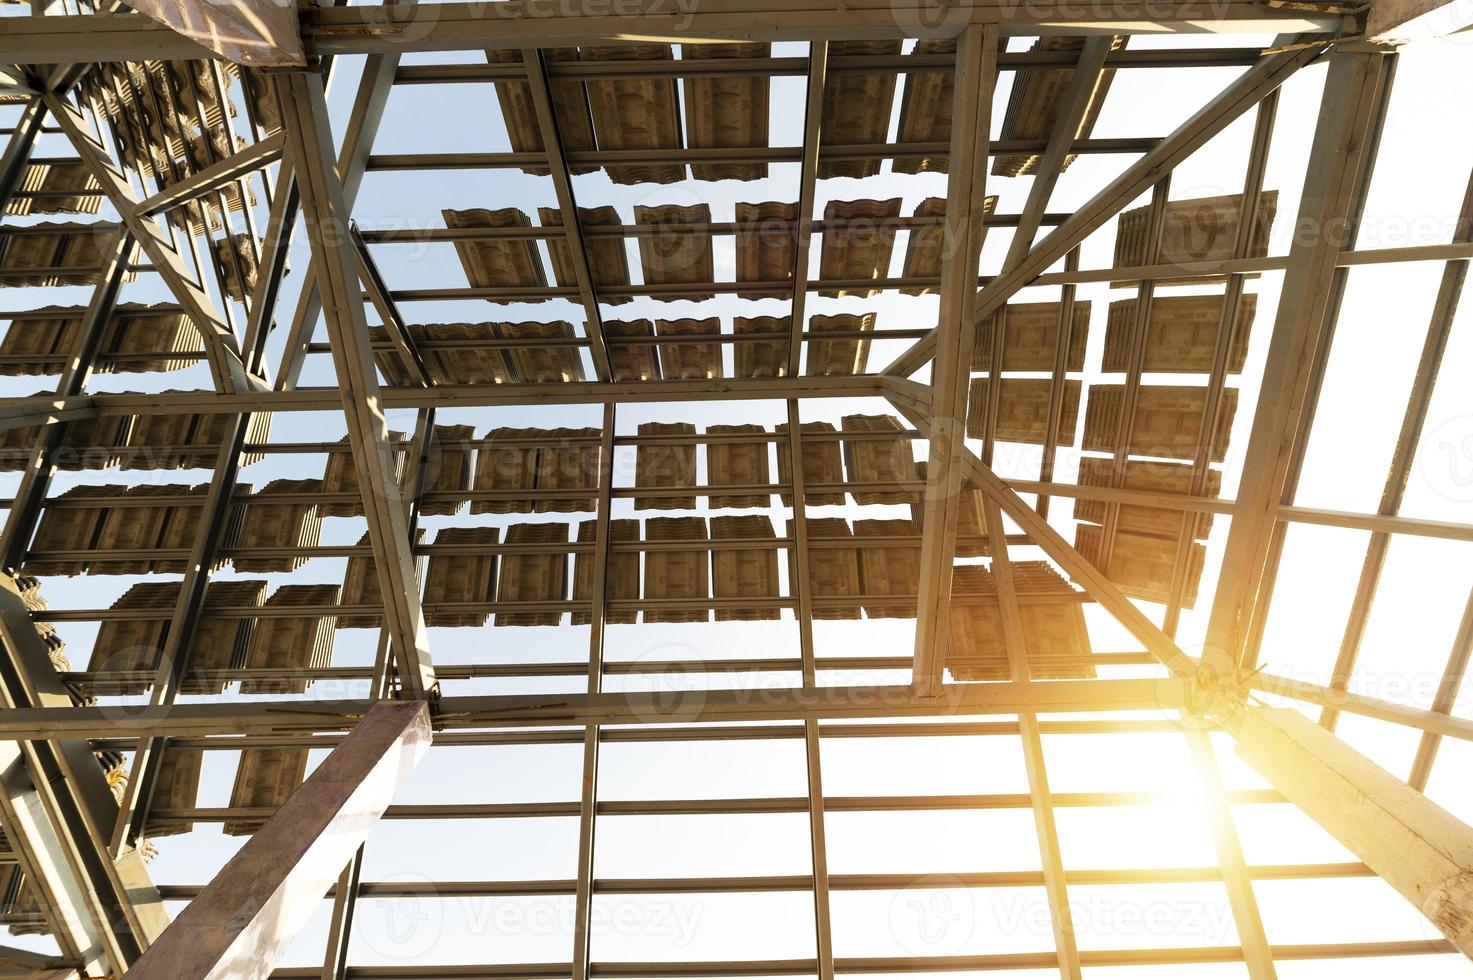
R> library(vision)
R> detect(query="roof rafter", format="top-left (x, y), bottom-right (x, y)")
top-left (277, 69), bottom-right (438, 699)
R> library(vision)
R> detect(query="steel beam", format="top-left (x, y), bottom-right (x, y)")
top-left (1408, 585), bottom-right (1473, 790)
top-left (0, 4), bottom-right (1341, 64)
top-left (911, 24), bottom-right (996, 696)
top-left (521, 48), bottom-right (612, 381)
top-left (1365, 0), bottom-right (1473, 42)
top-left (122, 0), bottom-right (305, 65)
top-left (1319, 153), bottom-right (1473, 728)
top-left (1185, 730), bottom-right (1276, 978)
top-left (1000, 36), bottom-right (1111, 272)
top-left (0, 679), bottom-right (1191, 741)
top-left (279, 70), bottom-right (436, 698)
top-left (1231, 703), bottom-right (1473, 958)
top-left (278, 42), bottom-right (402, 388)
top-left (1162, 91), bottom-right (1278, 636)
top-left (319, 846), bottom-right (363, 980)
top-left (40, 91), bottom-right (262, 395)
top-left (569, 405), bottom-right (615, 980)
top-left (1202, 51), bottom-right (1395, 677)
top-left (983, 487), bottom-right (1084, 978)
top-left (786, 403), bottom-right (835, 980)
top-left (0, 376), bottom-right (884, 431)
top-left (785, 40), bottom-right (826, 377)
top-left (883, 39), bottom-right (1325, 378)
top-left (125, 702), bottom-right (432, 980)
top-left (885, 386), bottom-right (1200, 679)
top-left (135, 133), bottom-right (285, 218)
top-left (0, 97), bottom-right (46, 214)
top-left (0, 229), bottom-right (133, 571)
top-left (0, 577), bottom-right (167, 973)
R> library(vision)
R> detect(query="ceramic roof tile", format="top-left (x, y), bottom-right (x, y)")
top-left (965, 378), bottom-right (1081, 446)
top-left (99, 304), bottom-right (202, 374)
top-left (819, 40), bottom-right (902, 179)
top-left (26, 484), bottom-right (122, 576)
top-left (805, 312), bottom-right (874, 377)
top-left (224, 748), bottom-right (308, 835)
top-left (900, 195), bottom-right (996, 296)
top-left (498, 321), bottom-right (586, 383)
top-left (804, 517), bottom-right (861, 620)
top-left (423, 525), bottom-right (500, 628)
top-left (854, 517), bottom-right (920, 618)
top-left (711, 514), bottom-right (780, 621)
top-left (604, 318), bottom-right (662, 381)
top-left (212, 233), bottom-right (261, 302)
top-left (1101, 294), bottom-right (1257, 373)
top-left (146, 748), bottom-right (203, 836)
top-left (179, 579), bottom-right (269, 695)
top-left (1112, 191), bottom-right (1278, 284)
top-left (155, 484), bottom-right (227, 575)
top-left (909, 462), bottom-right (988, 559)
top-left (418, 423), bottom-right (478, 517)
top-left (643, 516), bottom-right (709, 623)
top-left (443, 208), bottom-right (547, 300)
top-left (733, 315), bottom-right (790, 379)
top-left (894, 38), bottom-right (956, 175)
top-left (1081, 384), bottom-right (1237, 461)
top-left (339, 529), bottom-right (426, 628)
top-left (85, 580), bottom-right (177, 696)
top-left (582, 44), bottom-right (685, 185)
top-left (232, 478), bottom-right (323, 573)
top-left (635, 421), bottom-right (698, 510)
top-left (572, 518), bottom-right (641, 625)
top-left (4, 160), bottom-right (104, 216)
top-left (1074, 522), bottom-right (1206, 607)
top-left (1074, 456), bottom-right (1222, 540)
top-left (538, 205), bottom-right (633, 303)
top-left (656, 317), bottom-right (722, 380)
top-left (534, 426), bottom-right (601, 513)
top-left (634, 203), bottom-right (715, 302)
top-left (946, 562), bottom-right (1093, 681)
top-left (841, 413), bottom-right (919, 506)
top-left (496, 522), bottom-right (571, 627)
top-left (683, 42), bottom-right (771, 182)
top-left (993, 35), bottom-right (1124, 178)
top-left (776, 421), bottom-right (846, 507)
top-left (819, 198), bottom-right (901, 298)
top-left (319, 432), bottom-right (407, 518)
top-left (734, 201), bottom-right (797, 300)
top-left (91, 483), bottom-right (192, 575)
top-left (415, 323), bottom-right (516, 385)
top-left (705, 423), bottom-right (771, 509)
top-left (239, 584), bottom-right (340, 694)
top-left (486, 48), bottom-right (596, 176)
top-left (473, 427), bottom-right (541, 515)
top-left (0, 223), bottom-right (138, 288)
top-left (972, 301), bottom-right (1091, 373)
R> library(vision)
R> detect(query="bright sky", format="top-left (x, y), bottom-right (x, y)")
top-left (1, 18), bottom-right (1472, 979)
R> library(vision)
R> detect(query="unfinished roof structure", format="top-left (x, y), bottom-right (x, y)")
top-left (0, 0), bottom-right (1472, 977)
